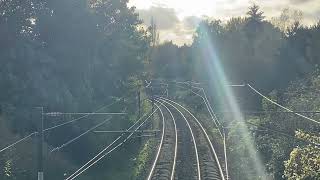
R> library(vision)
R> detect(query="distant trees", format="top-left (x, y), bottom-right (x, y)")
top-left (271, 8), bottom-right (303, 33)
top-left (151, 41), bottom-right (192, 80)
top-left (188, 4), bottom-right (285, 111)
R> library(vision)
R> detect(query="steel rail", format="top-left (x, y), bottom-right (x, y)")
top-left (147, 103), bottom-right (165, 180)
top-left (191, 86), bottom-right (228, 179)
top-left (157, 98), bottom-right (201, 180)
top-left (158, 97), bottom-right (225, 180)
top-left (154, 99), bottom-right (178, 180)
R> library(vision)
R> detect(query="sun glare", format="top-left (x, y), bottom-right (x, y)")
top-left (197, 25), bottom-right (268, 179)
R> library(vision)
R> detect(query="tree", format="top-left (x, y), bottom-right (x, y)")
top-left (246, 4), bottom-right (265, 23)
top-left (284, 131), bottom-right (320, 179)
top-left (0, 0), bottom-right (150, 179)
top-left (271, 8), bottom-right (303, 33)
top-left (245, 4), bottom-right (265, 44)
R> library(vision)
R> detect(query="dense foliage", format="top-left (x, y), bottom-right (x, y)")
top-left (0, 0), bottom-right (151, 179)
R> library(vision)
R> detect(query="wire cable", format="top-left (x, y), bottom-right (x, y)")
top-left (201, 88), bottom-right (223, 127)
top-left (65, 107), bottom-right (159, 180)
top-left (163, 81), bottom-right (223, 137)
top-left (64, 114), bottom-right (148, 180)
top-left (175, 82), bottom-right (223, 137)
top-left (1, 94), bottom-right (129, 153)
top-left (247, 84), bottom-right (320, 125)
top-left (50, 117), bottom-right (112, 153)
top-left (0, 132), bottom-right (38, 153)
top-left (44, 94), bottom-right (130, 132)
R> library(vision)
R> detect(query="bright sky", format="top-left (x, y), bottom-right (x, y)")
top-left (129, 0), bottom-right (214, 18)
top-left (128, 0), bottom-right (320, 45)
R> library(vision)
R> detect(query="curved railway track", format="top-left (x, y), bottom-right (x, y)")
top-left (157, 97), bottom-right (225, 180)
top-left (159, 99), bottom-right (201, 180)
top-left (147, 100), bottom-right (178, 180)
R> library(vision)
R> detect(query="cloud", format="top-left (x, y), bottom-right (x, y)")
top-left (156, 17), bottom-right (200, 46)
top-left (136, 6), bottom-right (203, 45)
top-left (182, 16), bottom-right (202, 30)
top-left (157, 16), bottom-right (205, 45)
top-left (137, 6), bottom-right (179, 30)
top-left (289, 0), bottom-right (313, 4)
top-left (131, 0), bottom-right (320, 45)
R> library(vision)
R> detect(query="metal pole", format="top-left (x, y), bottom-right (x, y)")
top-left (223, 129), bottom-right (229, 180)
top-left (166, 86), bottom-right (169, 98)
top-left (138, 91), bottom-right (141, 118)
top-left (151, 87), bottom-right (155, 129)
top-left (37, 107), bottom-right (44, 180)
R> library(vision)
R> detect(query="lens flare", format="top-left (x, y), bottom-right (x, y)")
top-left (197, 25), bottom-right (267, 179)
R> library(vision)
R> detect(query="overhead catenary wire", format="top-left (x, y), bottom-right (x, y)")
top-left (0, 95), bottom-right (129, 153)
top-left (66, 107), bottom-right (159, 180)
top-left (217, 111), bottom-right (320, 114)
top-left (50, 117), bottom-right (113, 153)
top-left (194, 86), bottom-right (228, 179)
top-left (181, 83), bottom-right (223, 137)
top-left (44, 94), bottom-right (130, 132)
top-left (160, 81), bottom-right (223, 137)
top-left (45, 112), bottom-right (126, 116)
top-left (65, 107), bottom-right (160, 180)
top-left (174, 83), bottom-right (204, 98)
top-left (200, 87), bottom-right (223, 127)
top-left (0, 132), bottom-right (38, 153)
top-left (64, 112), bottom-right (151, 180)
top-left (247, 84), bottom-right (320, 125)
top-left (0, 91), bottom-right (136, 158)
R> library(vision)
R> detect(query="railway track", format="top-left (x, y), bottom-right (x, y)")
top-left (162, 99), bottom-right (201, 180)
top-left (147, 100), bottom-right (178, 180)
top-left (157, 97), bottom-right (225, 180)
